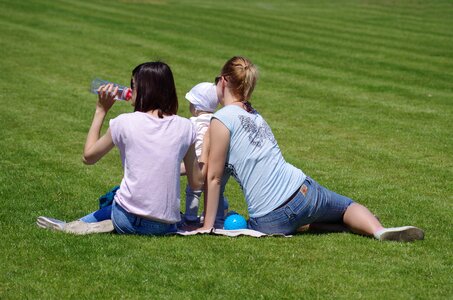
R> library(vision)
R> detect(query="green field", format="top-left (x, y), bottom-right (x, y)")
top-left (1, 0), bottom-right (452, 298)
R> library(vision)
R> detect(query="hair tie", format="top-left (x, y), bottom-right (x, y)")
top-left (242, 101), bottom-right (255, 113)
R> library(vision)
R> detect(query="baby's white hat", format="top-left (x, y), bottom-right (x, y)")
top-left (185, 82), bottom-right (218, 113)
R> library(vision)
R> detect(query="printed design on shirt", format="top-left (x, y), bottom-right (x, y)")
top-left (238, 115), bottom-right (276, 148)
top-left (225, 163), bottom-right (244, 191)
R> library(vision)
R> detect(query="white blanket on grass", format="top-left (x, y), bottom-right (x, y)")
top-left (37, 216), bottom-right (291, 237)
top-left (176, 228), bottom-right (291, 238)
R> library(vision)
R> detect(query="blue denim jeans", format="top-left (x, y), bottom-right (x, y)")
top-left (80, 202), bottom-right (177, 236)
top-left (80, 205), bottom-right (112, 223)
top-left (248, 177), bottom-right (354, 235)
top-left (111, 201), bottom-right (177, 235)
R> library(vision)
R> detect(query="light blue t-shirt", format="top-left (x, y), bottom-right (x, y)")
top-left (213, 105), bottom-right (306, 218)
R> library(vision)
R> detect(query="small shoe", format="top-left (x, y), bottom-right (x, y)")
top-left (37, 216), bottom-right (67, 231)
top-left (184, 216), bottom-right (200, 224)
top-left (64, 220), bottom-right (114, 235)
top-left (375, 226), bottom-right (424, 242)
top-left (177, 217), bottom-right (202, 231)
top-left (177, 213), bottom-right (200, 227)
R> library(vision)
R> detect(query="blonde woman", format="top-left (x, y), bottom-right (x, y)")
top-left (199, 56), bottom-right (423, 242)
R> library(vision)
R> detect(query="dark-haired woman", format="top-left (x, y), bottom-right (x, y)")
top-left (37, 62), bottom-right (205, 235)
top-left (198, 56), bottom-right (424, 242)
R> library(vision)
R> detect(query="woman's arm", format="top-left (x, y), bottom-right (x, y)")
top-left (198, 119), bottom-right (230, 230)
top-left (82, 84), bottom-right (117, 165)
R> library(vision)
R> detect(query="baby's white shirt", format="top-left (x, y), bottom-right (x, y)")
top-left (190, 113), bottom-right (213, 158)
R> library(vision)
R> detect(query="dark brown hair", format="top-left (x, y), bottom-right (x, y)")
top-left (132, 62), bottom-right (178, 118)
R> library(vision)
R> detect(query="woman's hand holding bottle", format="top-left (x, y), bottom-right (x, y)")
top-left (96, 83), bottom-right (117, 113)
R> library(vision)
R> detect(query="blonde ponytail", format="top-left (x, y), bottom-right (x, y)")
top-left (220, 56), bottom-right (259, 103)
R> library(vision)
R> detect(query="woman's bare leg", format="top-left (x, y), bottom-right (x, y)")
top-left (343, 203), bottom-right (384, 236)
top-left (296, 203), bottom-right (423, 242)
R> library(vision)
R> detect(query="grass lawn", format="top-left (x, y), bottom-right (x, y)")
top-left (0, 0), bottom-right (452, 298)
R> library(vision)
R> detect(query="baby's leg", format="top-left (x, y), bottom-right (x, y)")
top-left (184, 185), bottom-right (202, 222)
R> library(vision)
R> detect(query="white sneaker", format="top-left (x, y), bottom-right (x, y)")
top-left (65, 220), bottom-right (114, 235)
top-left (37, 216), bottom-right (114, 235)
top-left (36, 216), bottom-right (67, 231)
top-left (375, 226), bottom-right (424, 242)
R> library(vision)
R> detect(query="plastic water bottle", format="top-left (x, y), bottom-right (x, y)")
top-left (90, 78), bottom-right (132, 101)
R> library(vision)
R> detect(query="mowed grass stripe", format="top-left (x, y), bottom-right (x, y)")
top-left (57, 0), bottom-right (447, 61)
top-left (186, 0), bottom-right (452, 36)
top-left (196, 1), bottom-right (453, 52)
top-left (0, 6), bottom-right (214, 84)
top-left (136, 10), bottom-right (453, 97)
top-left (21, 0), bottom-right (286, 88)
top-left (261, 61), bottom-right (451, 113)
top-left (344, 11), bottom-right (453, 39)
top-left (239, 12), bottom-right (453, 70)
top-left (139, 5), bottom-right (453, 86)
top-left (3, 0), bottom-right (452, 63)
top-left (49, 0), bottom-right (453, 83)
top-left (258, 43), bottom-right (452, 98)
top-left (211, 6), bottom-right (453, 63)
top-left (254, 48), bottom-right (452, 107)
top-left (281, 1), bottom-right (453, 39)
top-left (0, 1), bottom-right (448, 118)
top-left (346, 2), bottom-right (453, 33)
top-left (156, 3), bottom-right (451, 62)
top-left (255, 75), bottom-right (451, 171)
top-left (9, 0), bottom-right (240, 67)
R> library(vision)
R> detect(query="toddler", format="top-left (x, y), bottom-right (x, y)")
top-left (183, 82), bottom-right (229, 227)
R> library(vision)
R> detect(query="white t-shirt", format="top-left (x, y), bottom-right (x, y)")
top-left (110, 112), bottom-right (196, 223)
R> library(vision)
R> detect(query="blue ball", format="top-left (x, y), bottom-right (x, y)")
top-left (224, 214), bottom-right (247, 230)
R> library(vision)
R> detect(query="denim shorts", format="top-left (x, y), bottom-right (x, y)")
top-left (248, 177), bottom-right (354, 235)
top-left (111, 201), bottom-right (177, 236)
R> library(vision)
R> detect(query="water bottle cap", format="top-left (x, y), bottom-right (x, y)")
top-left (125, 88), bottom-right (132, 101)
